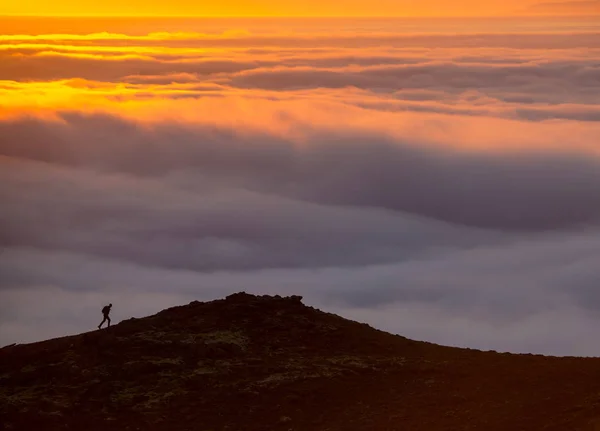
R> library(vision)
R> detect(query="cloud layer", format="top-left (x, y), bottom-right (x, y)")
top-left (1, 18), bottom-right (600, 355)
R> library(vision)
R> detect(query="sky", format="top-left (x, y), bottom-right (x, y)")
top-left (1, 0), bottom-right (599, 17)
top-left (0, 14), bottom-right (600, 356)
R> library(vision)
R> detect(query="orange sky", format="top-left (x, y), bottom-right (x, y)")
top-left (2, 0), bottom-right (598, 17)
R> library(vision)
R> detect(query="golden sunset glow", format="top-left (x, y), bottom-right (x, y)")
top-left (2, 0), bottom-right (600, 17)
top-left (1, 15), bottom-right (599, 122)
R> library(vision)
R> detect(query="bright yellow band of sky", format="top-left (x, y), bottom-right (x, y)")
top-left (2, 0), bottom-right (599, 17)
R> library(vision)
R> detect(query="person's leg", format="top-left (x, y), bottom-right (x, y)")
top-left (98, 316), bottom-right (106, 329)
top-left (107, 316), bottom-right (111, 327)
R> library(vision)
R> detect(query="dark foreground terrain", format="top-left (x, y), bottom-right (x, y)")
top-left (2, 293), bottom-right (600, 431)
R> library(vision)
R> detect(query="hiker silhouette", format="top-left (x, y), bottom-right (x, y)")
top-left (98, 304), bottom-right (112, 329)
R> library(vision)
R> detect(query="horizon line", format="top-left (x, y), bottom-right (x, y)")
top-left (2, 14), bottom-right (599, 19)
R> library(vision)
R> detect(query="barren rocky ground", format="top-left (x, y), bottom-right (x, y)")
top-left (3, 293), bottom-right (600, 430)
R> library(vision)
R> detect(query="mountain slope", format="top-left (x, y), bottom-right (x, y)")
top-left (2, 293), bottom-right (600, 431)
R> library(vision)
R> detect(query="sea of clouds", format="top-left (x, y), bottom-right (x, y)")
top-left (1, 18), bottom-right (599, 355)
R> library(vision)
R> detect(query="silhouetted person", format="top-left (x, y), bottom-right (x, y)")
top-left (98, 303), bottom-right (112, 329)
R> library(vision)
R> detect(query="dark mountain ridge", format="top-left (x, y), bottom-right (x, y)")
top-left (2, 292), bottom-right (600, 430)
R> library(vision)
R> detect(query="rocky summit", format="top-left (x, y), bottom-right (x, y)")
top-left (2, 293), bottom-right (600, 431)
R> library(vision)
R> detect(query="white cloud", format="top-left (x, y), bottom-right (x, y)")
top-left (1, 24), bottom-right (600, 355)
